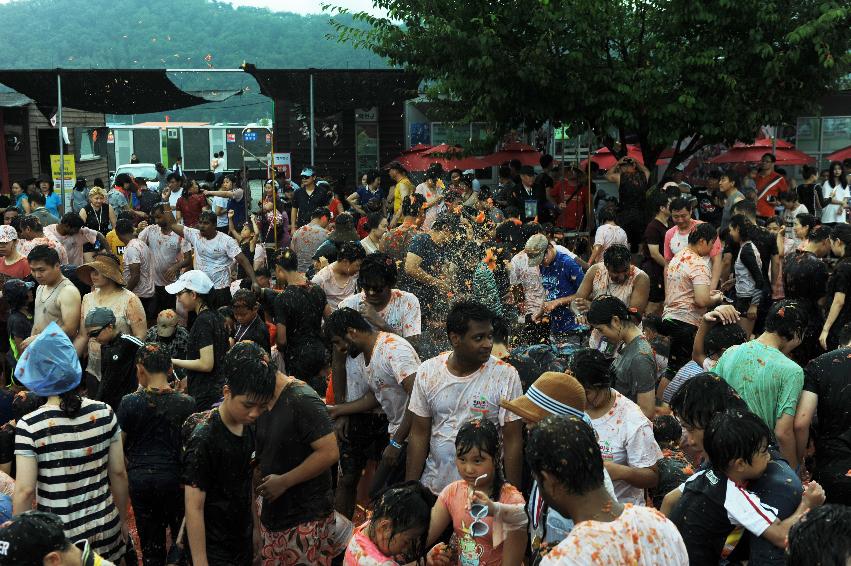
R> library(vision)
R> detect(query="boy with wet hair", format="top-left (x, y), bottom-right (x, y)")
top-left (669, 410), bottom-right (825, 565)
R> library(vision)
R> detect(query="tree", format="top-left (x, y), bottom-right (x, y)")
top-left (331, 0), bottom-right (850, 176)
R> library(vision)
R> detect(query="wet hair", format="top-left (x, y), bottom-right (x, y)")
top-left (704, 410), bottom-right (770, 472)
top-left (19, 215), bottom-right (42, 233)
top-left (59, 389), bottom-right (83, 417)
top-left (325, 307), bottom-right (372, 339)
top-left (569, 348), bottom-right (614, 390)
top-left (274, 247), bottom-right (298, 272)
top-left (729, 214), bottom-right (759, 241)
top-left (365, 212), bottom-right (385, 232)
top-left (151, 203), bottom-right (167, 218)
top-left (670, 373), bottom-right (748, 430)
top-left (135, 342), bottom-right (172, 375)
top-left (446, 300), bottom-right (494, 338)
top-left (587, 295), bottom-right (639, 327)
top-left (114, 173), bottom-right (132, 187)
top-left (455, 419), bottom-right (505, 499)
top-left (198, 210), bottom-right (217, 225)
top-left (649, 191), bottom-right (669, 212)
top-left (801, 164), bottom-right (818, 180)
top-left (763, 300), bottom-right (808, 341)
top-left (808, 224), bottom-right (831, 243)
top-left (762, 153), bottom-right (776, 163)
top-left (831, 224), bottom-right (851, 258)
top-left (432, 212), bottom-right (460, 233)
top-left (231, 288), bottom-right (258, 310)
top-left (540, 154), bottom-right (554, 169)
top-left (688, 222), bottom-right (717, 245)
top-left (669, 196), bottom-right (691, 213)
top-left (491, 316), bottom-right (510, 344)
top-left (498, 165), bottom-right (512, 180)
top-left (115, 218), bottom-right (135, 237)
top-left (28, 191), bottom-right (46, 206)
top-left (365, 169), bottom-right (381, 185)
top-left (386, 161), bottom-right (407, 175)
top-left (311, 206), bottom-right (331, 220)
top-left (643, 313), bottom-right (662, 333)
top-left (117, 211), bottom-right (136, 222)
top-left (27, 244), bottom-right (60, 266)
top-left (602, 243), bottom-right (631, 272)
top-left (358, 252), bottom-right (397, 289)
top-left (719, 171), bottom-right (741, 187)
top-left (221, 341), bottom-right (276, 402)
top-left (598, 207), bottom-right (617, 224)
top-left (338, 241), bottom-right (367, 263)
top-left (402, 193), bottom-right (426, 217)
top-left (60, 213), bottom-right (85, 231)
top-left (778, 190), bottom-right (798, 203)
top-left (732, 199), bottom-right (757, 218)
top-left (368, 481), bottom-right (432, 564)
top-left (704, 322), bottom-right (747, 357)
top-left (786, 504), bottom-right (851, 566)
top-left (525, 415), bottom-right (604, 495)
top-left (794, 213), bottom-right (817, 238)
top-left (217, 305), bottom-right (234, 321)
top-left (166, 172), bottom-right (180, 183)
top-left (653, 414), bottom-right (683, 446)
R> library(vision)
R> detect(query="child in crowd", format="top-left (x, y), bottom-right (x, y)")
top-left (649, 415), bottom-right (693, 509)
top-left (344, 481), bottom-right (432, 565)
top-left (668, 410), bottom-right (825, 565)
top-left (426, 419), bottom-right (527, 566)
top-left (229, 288), bottom-right (271, 352)
top-left (642, 313), bottom-right (669, 382)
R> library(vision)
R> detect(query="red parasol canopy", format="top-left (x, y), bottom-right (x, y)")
top-left (401, 143), bottom-right (432, 154)
top-left (710, 139), bottom-right (814, 166)
top-left (826, 145), bottom-right (851, 163)
top-left (580, 145), bottom-right (645, 170)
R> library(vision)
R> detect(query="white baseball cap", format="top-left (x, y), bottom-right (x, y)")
top-left (165, 270), bottom-right (214, 295)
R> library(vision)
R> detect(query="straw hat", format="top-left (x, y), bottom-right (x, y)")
top-left (76, 254), bottom-right (126, 287)
top-left (500, 371), bottom-right (586, 423)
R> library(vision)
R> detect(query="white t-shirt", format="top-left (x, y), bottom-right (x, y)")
top-left (212, 196), bottom-right (230, 227)
top-left (408, 353), bottom-right (523, 495)
top-left (509, 251), bottom-right (546, 319)
top-left (820, 181), bottom-right (849, 224)
top-left (344, 332), bottom-right (421, 434)
top-left (138, 225), bottom-right (192, 287)
top-left (783, 203), bottom-right (808, 244)
top-left (168, 188), bottom-right (183, 209)
top-left (182, 227), bottom-right (242, 289)
top-left (338, 290), bottom-right (421, 337)
top-left (593, 223), bottom-right (628, 262)
top-left (360, 236), bottom-right (379, 255)
top-left (122, 238), bottom-right (155, 298)
top-left (540, 505), bottom-right (688, 566)
top-left (43, 224), bottom-right (97, 266)
top-left (591, 391), bottom-right (662, 505)
top-left (312, 263), bottom-right (358, 310)
top-left (415, 182), bottom-right (446, 230)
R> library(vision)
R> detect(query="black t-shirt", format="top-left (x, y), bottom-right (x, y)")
top-left (291, 186), bottom-right (331, 227)
top-left (617, 171), bottom-right (649, 212)
top-left (232, 315), bottom-right (270, 353)
top-left (826, 259), bottom-right (851, 344)
top-left (783, 250), bottom-right (829, 305)
top-left (117, 387), bottom-right (196, 490)
top-left (98, 334), bottom-right (144, 412)
top-left (804, 348), bottom-right (851, 479)
top-left (641, 218), bottom-right (670, 280)
top-left (273, 284), bottom-right (327, 380)
top-left (256, 380), bottom-right (335, 531)
top-left (182, 409), bottom-right (255, 566)
top-left (6, 310), bottom-right (33, 375)
top-left (185, 309), bottom-right (230, 411)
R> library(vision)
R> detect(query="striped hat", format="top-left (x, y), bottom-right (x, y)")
top-left (500, 371), bottom-right (587, 423)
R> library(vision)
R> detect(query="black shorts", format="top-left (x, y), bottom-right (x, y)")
top-left (338, 413), bottom-right (388, 478)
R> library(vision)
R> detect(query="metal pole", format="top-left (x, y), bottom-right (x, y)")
top-left (57, 72), bottom-right (65, 210)
top-left (309, 73), bottom-right (315, 166)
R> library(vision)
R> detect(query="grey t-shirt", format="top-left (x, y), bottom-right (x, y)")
top-left (611, 336), bottom-right (657, 402)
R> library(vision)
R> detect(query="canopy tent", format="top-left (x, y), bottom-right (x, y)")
top-left (390, 141), bottom-right (542, 172)
top-left (826, 145), bottom-right (851, 162)
top-left (580, 144), bottom-right (645, 170)
top-left (0, 69), bottom-right (243, 114)
top-left (710, 139), bottom-right (814, 166)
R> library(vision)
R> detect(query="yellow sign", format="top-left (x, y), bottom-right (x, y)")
top-left (50, 154), bottom-right (76, 190)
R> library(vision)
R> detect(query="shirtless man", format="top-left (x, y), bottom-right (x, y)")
top-left (23, 244), bottom-right (81, 348)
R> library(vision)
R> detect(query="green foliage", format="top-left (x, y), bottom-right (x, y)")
top-left (0, 0), bottom-right (386, 122)
top-left (332, 0), bottom-right (850, 175)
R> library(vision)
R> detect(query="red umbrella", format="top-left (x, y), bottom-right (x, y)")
top-left (710, 139), bottom-right (814, 166)
top-left (580, 145), bottom-right (645, 170)
top-left (401, 143), bottom-right (432, 154)
top-left (826, 145), bottom-right (851, 162)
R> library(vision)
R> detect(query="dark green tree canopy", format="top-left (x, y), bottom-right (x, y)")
top-left (332, 0), bottom-right (850, 172)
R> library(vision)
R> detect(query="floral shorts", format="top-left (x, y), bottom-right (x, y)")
top-left (260, 512), bottom-right (351, 566)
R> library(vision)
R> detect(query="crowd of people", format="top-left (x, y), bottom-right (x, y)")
top-left (0, 150), bottom-right (849, 566)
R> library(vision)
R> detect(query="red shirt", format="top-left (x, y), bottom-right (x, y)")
top-left (175, 194), bottom-right (208, 227)
top-left (754, 171), bottom-right (788, 218)
top-left (0, 257), bottom-right (30, 279)
top-left (550, 180), bottom-right (588, 229)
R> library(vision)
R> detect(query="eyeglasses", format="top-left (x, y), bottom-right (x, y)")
top-left (469, 503), bottom-right (489, 537)
top-left (87, 327), bottom-right (106, 339)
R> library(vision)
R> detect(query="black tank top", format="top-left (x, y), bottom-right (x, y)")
top-left (83, 204), bottom-right (110, 234)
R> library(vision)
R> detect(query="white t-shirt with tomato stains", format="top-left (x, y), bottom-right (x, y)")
top-left (338, 289), bottom-right (422, 338)
top-left (408, 353), bottom-right (523, 495)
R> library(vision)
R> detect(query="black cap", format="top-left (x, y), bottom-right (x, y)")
top-left (2, 279), bottom-right (33, 308)
top-left (0, 511), bottom-right (70, 566)
top-left (519, 165), bottom-right (536, 176)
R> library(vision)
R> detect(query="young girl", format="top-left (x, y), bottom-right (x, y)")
top-left (228, 210), bottom-right (266, 276)
top-left (345, 481), bottom-right (432, 565)
top-left (427, 419), bottom-right (527, 566)
top-left (728, 214), bottom-right (764, 337)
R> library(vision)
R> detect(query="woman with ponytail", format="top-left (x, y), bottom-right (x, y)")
top-left (587, 295), bottom-right (656, 419)
top-left (729, 214), bottom-right (766, 337)
top-left (821, 224), bottom-right (851, 350)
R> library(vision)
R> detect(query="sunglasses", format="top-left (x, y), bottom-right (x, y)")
top-left (469, 503), bottom-right (490, 537)
top-left (87, 327), bottom-right (106, 339)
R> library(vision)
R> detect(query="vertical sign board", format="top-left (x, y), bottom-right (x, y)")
top-left (50, 154), bottom-right (76, 210)
top-left (273, 152), bottom-right (292, 180)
